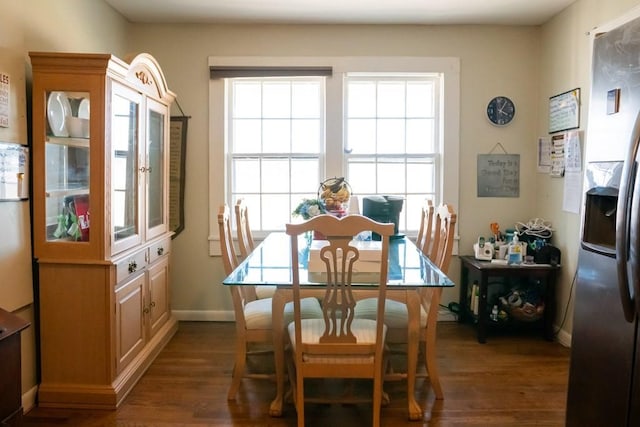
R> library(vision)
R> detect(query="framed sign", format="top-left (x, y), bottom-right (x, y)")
top-left (169, 116), bottom-right (188, 237)
top-left (549, 88), bottom-right (580, 134)
top-left (477, 154), bottom-right (520, 198)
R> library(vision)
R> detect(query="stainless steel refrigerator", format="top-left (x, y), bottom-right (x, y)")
top-left (566, 14), bottom-right (640, 427)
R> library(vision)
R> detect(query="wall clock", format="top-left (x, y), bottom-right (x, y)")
top-left (487, 96), bottom-right (515, 126)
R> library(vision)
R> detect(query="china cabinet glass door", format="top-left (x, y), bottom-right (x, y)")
top-left (45, 90), bottom-right (91, 242)
top-left (146, 98), bottom-right (167, 240)
top-left (111, 83), bottom-right (142, 254)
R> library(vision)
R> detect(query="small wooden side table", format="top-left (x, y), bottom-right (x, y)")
top-left (458, 255), bottom-right (560, 343)
top-left (0, 308), bottom-right (31, 426)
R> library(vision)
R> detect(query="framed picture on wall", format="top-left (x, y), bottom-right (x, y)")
top-left (169, 116), bottom-right (188, 237)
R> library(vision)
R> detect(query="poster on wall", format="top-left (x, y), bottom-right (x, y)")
top-left (169, 116), bottom-right (188, 237)
top-left (477, 154), bottom-right (520, 197)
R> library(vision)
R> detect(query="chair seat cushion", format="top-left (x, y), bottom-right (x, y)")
top-left (256, 285), bottom-right (277, 299)
top-left (244, 296), bottom-right (322, 330)
top-left (288, 318), bottom-right (386, 363)
top-left (354, 297), bottom-right (427, 329)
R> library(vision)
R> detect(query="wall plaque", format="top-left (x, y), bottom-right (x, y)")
top-left (477, 154), bottom-right (520, 198)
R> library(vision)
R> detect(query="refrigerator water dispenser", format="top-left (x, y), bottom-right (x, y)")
top-left (582, 161), bottom-right (623, 250)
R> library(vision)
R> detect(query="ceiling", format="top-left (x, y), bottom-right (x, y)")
top-left (104, 0), bottom-right (576, 26)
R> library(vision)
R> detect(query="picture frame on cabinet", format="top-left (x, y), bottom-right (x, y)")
top-left (170, 116), bottom-right (188, 237)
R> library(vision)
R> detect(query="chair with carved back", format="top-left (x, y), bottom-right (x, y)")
top-left (219, 205), bottom-right (323, 400)
top-left (415, 199), bottom-right (435, 257)
top-left (354, 203), bottom-right (457, 400)
top-left (285, 214), bottom-right (395, 427)
top-left (235, 198), bottom-right (275, 299)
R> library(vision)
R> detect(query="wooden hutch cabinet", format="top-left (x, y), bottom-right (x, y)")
top-left (30, 52), bottom-right (178, 409)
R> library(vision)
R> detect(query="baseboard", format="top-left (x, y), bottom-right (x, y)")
top-left (22, 385), bottom-right (38, 414)
top-left (438, 308), bottom-right (458, 321)
top-left (172, 309), bottom-right (235, 322)
top-left (554, 326), bottom-right (571, 348)
top-left (174, 308), bottom-right (460, 323)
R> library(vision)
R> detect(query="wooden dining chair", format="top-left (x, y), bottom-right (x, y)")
top-left (235, 198), bottom-right (255, 259)
top-left (234, 198), bottom-right (275, 299)
top-left (285, 214), bottom-right (395, 427)
top-left (415, 199), bottom-right (435, 257)
top-left (354, 203), bottom-right (457, 400)
top-left (219, 204), bottom-right (323, 400)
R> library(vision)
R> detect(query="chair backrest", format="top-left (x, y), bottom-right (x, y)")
top-left (286, 214), bottom-right (394, 349)
top-left (428, 203), bottom-right (457, 274)
top-left (235, 198), bottom-right (255, 259)
top-left (218, 204), bottom-right (258, 303)
top-left (416, 199), bottom-right (435, 257)
top-left (218, 205), bottom-right (238, 276)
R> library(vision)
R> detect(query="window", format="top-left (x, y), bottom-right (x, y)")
top-left (228, 77), bottom-right (325, 231)
top-left (345, 74), bottom-right (440, 232)
top-left (209, 56), bottom-right (460, 253)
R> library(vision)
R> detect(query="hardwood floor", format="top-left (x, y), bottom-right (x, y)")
top-left (23, 321), bottom-right (570, 426)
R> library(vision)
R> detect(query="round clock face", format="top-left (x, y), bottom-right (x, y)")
top-left (487, 96), bottom-right (515, 126)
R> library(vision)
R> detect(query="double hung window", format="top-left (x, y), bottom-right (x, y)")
top-left (209, 56), bottom-right (459, 247)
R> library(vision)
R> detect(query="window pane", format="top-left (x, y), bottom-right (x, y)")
top-left (407, 81), bottom-right (433, 117)
top-left (292, 119), bottom-right (320, 153)
top-left (291, 159), bottom-right (320, 193)
top-left (263, 82), bottom-right (291, 118)
top-left (233, 159), bottom-right (261, 193)
top-left (233, 82), bottom-right (261, 118)
top-left (292, 82), bottom-right (320, 118)
top-left (377, 118), bottom-right (405, 154)
top-left (404, 195), bottom-right (428, 231)
top-left (261, 194), bottom-right (290, 230)
top-left (406, 160), bottom-right (434, 193)
top-left (262, 120), bottom-right (291, 153)
top-left (347, 118), bottom-right (376, 154)
top-left (261, 159), bottom-right (290, 193)
top-left (347, 161), bottom-right (377, 194)
top-left (347, 81), bottom-right (376, 117)
top-left (377, 81), bottom-right (405, 118)
top-left (377, 161), bottom-right (405, 194)
top-left (233, 119), bottom-right (261, 153)
top-left (406, 119), bottom-right (434, 154)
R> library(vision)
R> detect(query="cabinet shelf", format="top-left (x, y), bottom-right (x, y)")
top-left (46, 136), bottom-right (90, 148)
top-left (45, 187), bottom-right (89, 198)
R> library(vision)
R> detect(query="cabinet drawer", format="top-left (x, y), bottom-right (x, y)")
top-left (149, 237), bottom-right (171, 264)
top-left (116, 250), bottom-right (148, 283)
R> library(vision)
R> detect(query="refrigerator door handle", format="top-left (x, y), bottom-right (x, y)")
top-left (617, 114), bottom-right (640, 322)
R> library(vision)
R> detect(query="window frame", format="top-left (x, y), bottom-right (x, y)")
top-left (208, 56), bottom-right (460, 256)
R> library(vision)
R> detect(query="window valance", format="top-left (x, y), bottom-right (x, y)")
top-left (209, 65), bottom-right (332, 79)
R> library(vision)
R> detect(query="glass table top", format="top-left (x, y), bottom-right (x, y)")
top-left (223, 232), bottom-right (454, 289)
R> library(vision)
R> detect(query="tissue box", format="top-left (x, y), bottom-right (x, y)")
top-left (308, 239), bottom-right (382, 282)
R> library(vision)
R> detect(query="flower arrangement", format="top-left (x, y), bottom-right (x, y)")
top-left (292, 198), bottom-right (327, 220)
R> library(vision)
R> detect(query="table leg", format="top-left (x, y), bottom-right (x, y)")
top-left (477, 274), bottom-right (489, 344)
top-left (269, 289), bottom-right (289, 417)
top-left (406, 291), bottom-right (423, 421)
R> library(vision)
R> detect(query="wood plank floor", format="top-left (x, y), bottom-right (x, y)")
top-left (23, 321), bottom-right (570, 426)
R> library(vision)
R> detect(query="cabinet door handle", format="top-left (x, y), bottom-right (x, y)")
top-left (139, 166), bottom-right (147, 173)
top-left (143, 306), bottom-right (150, 314)
top-left (150, 301), bottom-right (156, 308)
top-left (128, 260), bottom-right (137, 273)
top-left (157, 246), bottom-right (164, 256)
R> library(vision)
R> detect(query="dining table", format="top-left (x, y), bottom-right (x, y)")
top-left (222, 232), bottom-right (454, 420)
